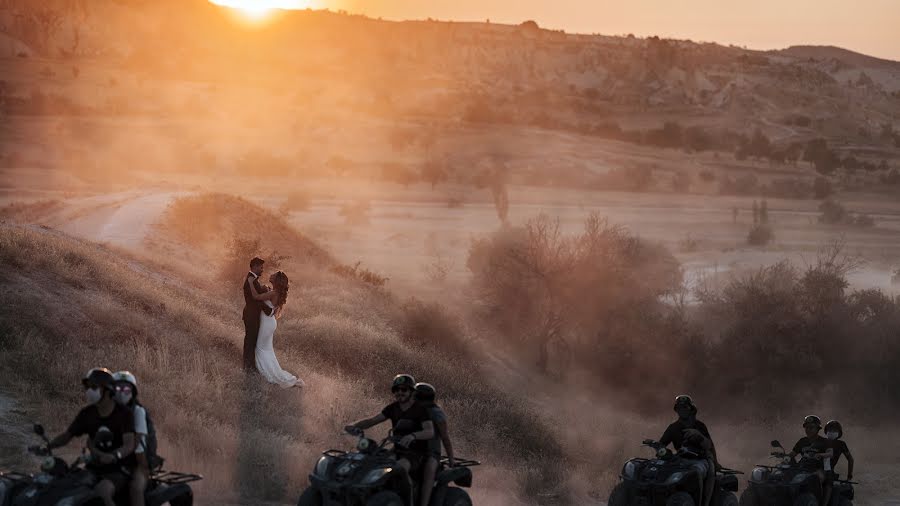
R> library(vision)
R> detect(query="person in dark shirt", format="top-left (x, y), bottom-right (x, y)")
top-left (659, 395), bottom-right (717, 506)
top-left (414, 382), bottom-right (456, 506)
top-left (789, 415), bottom-right (833, 506)
top-left (346, 373), bottom-right (435, 502)
top-left (46, 368), bottom-right (136, 506)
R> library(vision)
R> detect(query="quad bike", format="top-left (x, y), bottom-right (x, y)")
top-left (297, 428), bottom-right (480, 506)
top-left (609, 439), bottom-right (743, 506)
top-left (0, 423), bottom-right (202, 506)
top-left (739, 440), bottom-right (857, 506)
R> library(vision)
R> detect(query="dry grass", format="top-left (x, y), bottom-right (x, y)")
top-left (0, 223), bottom-right (565, 504)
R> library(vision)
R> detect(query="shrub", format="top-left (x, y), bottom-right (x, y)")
top-left (818, 200), bottom-right (847, 224)
top-left (329, 261), bottom-right (388, 287)
top-left (698, 169), bottom-right (716, 182)
top-left (279, 190), bottom-right (312, 213)
top-left (747, 224), bottom-right (774, 246)
top-left (467, 213), bottom-right (680, 374)
top-left (813, 176), bottom-right (832, 199)
top-left (219, 236), bottom-right (290, 285)
top-left (339, 200), bottom-right (371, 225)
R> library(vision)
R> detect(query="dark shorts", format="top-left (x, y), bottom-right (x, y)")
top-left (89, 464), bottom-right (131, 492)
top-left (396, 450), bottom-right (428, 472)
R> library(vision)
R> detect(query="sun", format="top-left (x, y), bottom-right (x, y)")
top-left (209, 1), bottom-right (309, 20)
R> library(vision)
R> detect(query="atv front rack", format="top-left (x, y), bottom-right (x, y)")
top-left (0, 471), bottom-right (32, 484)
top-left (442, 457), bottom-right (480, 467)
top-left (151, 470), bottom-right (203, 484)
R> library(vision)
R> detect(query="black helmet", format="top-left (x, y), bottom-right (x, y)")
top-left (414, 382), bottom-right (436, 403)
top-left (82, 368), bottom-right (115, 392)
top-left (391, 374), bottom-right (416, 392)
top-left (803, 415), bottom-right (822, 428)
top-left (824, 420), bottom-right (843, 438)
top-left (673, 394), bottom-right (697, 413)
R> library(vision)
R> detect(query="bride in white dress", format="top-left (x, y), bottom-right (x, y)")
top-left (247, 270), bottom-right (304, 388)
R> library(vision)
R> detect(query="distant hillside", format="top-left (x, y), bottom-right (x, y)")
top-left (778, 45), bottom-right (899, 70)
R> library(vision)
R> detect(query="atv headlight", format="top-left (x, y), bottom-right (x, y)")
top-left (665, 472), bottom-right (685, 485)
top-left (361, 468), bottom-right (391, 485)
top-left (791, 473), bottom-right (811, 485)
top-left (314, 456), bottom-right (332, 478)
top-left (751, 467), bottom-right (768, 482)
top-left (623, 460), bottom-right (638, 479)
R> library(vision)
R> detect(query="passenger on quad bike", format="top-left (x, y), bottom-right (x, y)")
top-left (43, 367), bottom-right (137, 506)
top-left (789, 416), bottom-right (833, 506)
top-left (345, 374), bottom-right (435, 505)
top-left (823, 420), bottom-right (854, 506)
top-left (659, 395), bottom-right (717, 506)
top-left (114, 370), bottom-right (151, 506)
top-left (414, 382), bottom-right (456, 506)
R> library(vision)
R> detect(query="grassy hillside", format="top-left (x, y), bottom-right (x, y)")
top-left (0, 221), bottom-right (566, 504)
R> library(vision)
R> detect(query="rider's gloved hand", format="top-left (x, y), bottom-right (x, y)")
top-left (28, 445), bottom-right (50, 456)
top-left (448, 458), bottom-right (456, 468)
top-left (344, 425), bottom-right (362, 436)
top-left (398, 435), bottom-right (416, 448)
top-left (846, 473), bottom-right (853, 480)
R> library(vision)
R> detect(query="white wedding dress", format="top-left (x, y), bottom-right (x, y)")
top-left (255, 301), bottom-right (304, 388)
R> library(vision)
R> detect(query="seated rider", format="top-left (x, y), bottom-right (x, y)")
top-left (789, 415), bottom-right (833, 506)
top-left (823, 420), bottom-right (854, 506)
top-left (345, 374), bottom-right (435, 484)
top-left (414, 382), bottom-right (456, 506)
top-left (113, 371), bottom-right (149, 506)
top-left (659, 395), bottom-right (717, 506)
top-left (824, 420), bottom-right (853, 480)
top-left (45, 368), bottom-right (136, 506)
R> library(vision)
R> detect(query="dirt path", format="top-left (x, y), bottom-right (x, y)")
top-left (53, 191), bottom-right (184, 248)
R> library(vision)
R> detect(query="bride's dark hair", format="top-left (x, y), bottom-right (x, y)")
top-left (272, 271), bottom-right (289, 309)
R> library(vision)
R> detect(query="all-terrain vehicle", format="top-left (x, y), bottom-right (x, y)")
top-left (297, 428), bottom-right (480, 506)
top-left (609, 439), bottom-right (742, 506)
top-left (739, 440), bottom-right (856, 506)
top-left (0, 423), bottom-right (202, 506)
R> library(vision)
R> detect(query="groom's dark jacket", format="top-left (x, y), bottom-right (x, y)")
top-left (242, 272), bottom-right (273, 322)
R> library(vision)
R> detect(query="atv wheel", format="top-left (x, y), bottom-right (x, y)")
top-left (738, 487), bottom-right (760, 506)
top-left (666, 491), bottom-right (696, 506)
top-left (836, 498), bottom-right (852, 506)
top-left (718, 491), bottom-right (738, 506)
top-left (366, 491), bottom-right (404, 506)
top-left (298, 487), bottom-right (324, 506)
top-left (168, 491), bottom-right (194, 506)
top-left (793, 493), bottom-right (818, 506)
top-left (608, 482), bottom-right (632, 506)
top-left (443, 488), bottom-right (473, 506)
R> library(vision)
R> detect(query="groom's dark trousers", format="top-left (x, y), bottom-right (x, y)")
top-left (242, 273), bottom-right (265, 371)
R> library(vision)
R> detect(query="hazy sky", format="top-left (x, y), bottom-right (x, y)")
top-left (321, 0), bottom-right (900, 61)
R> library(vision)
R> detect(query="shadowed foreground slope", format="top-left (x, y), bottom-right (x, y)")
top-left (0, 223), bottom-right (566, 504)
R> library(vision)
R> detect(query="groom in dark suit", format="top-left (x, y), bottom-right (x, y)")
top-left (242, 257), bottom-right (273, 371)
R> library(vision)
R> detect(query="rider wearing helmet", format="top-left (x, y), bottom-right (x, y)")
top-left (659, 395), bottom-right (717, 506)
top-left (113, 371), bottom-right (149, 506)
top-left (345, 374), bottom-right (435, 491)
top-left (414, 382), bottom-right (456, 506)
top-left (790, 415), bottom-right (833, 506)
top-left (822, 420), bottom-right (854, 506)
top-left (46, 368), bottom-right (136, 506)
top-left (824, 420), bottom-right (853, 480)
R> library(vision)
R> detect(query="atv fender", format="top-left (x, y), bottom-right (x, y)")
top-left (147, 483), bottom-right (193, 506)
top-left (436, 468), bottom-right (472, 488)
top-left (718, 474), bottom-right (739, 492)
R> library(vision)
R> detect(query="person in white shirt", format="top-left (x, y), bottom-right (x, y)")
top-left (113, 371), bottom-right (149, 506)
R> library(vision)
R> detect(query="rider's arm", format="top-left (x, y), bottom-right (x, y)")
top-left (352, 413), bottom-right (387, 431)
top-left (844, 447), bottom-right (854, 479)
top-left (658, 423), bottom-right (676, 448)
top-left (437, 419), bottom-right (455, 462)
top-left (116, 432), bottom-right (136, 460)
top-left (47, 431), bottom-right (74, 450)
top-left (413, 420), bottom-right (435, 441)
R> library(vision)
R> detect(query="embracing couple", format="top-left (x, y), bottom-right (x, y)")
top-left (242, 257), bottom-right (304, 388)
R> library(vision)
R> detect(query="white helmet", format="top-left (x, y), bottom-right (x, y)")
top-left (113, 370), bottom-right (138, 395)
